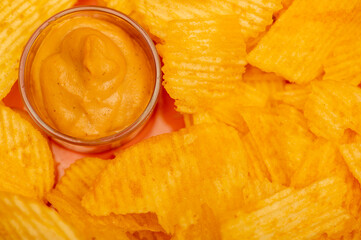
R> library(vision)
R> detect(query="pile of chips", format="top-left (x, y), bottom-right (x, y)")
top-left (2, 0), bottom-right (361, 239)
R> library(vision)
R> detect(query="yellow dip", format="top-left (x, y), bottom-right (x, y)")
top-left (31, 17), bottom-right (152, 139)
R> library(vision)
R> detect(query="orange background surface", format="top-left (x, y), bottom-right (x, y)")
top-left (3, 0), bottom-right (184, 179)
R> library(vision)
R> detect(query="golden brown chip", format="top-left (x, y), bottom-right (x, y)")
top-left (208, 83), bottom-right (269, 133)
top-left (304, 80), bottom-right (361, 141)
top-left (242, 66), bottom-right (286, 98)
top-left (241, 133), bottom-right (271, 180)
top-left (0, 0), bottom-right (76, 100)
top-left (272, 83), bottom-right (311, 110)
top-left (340, 143), bottom-right (361, 186)
top-left (240, 178), bottom-right (285, 212)
top-left (47, 157), bottom-right (163, 239)
top-left (0, 191), bottom-right (81, 240)
top-left (172, 204), bottom-right (221, 240)
top-left (274, 0), bottom-right (294, 19)
top-left (182, 112), bottom-right (220, 128)
top-left (340, 129), bottom-right (361, 145)
top-left (0, 104), bottom-right (54, 200)
top-left (182, 114), bottom-right (193, 128)
top-left (192, 112), bottom-right (219, 125)
top-left (82, 124), bottom-right (248, 234)
top-left (291, 139), bottom-right (339, 188)
top-left (324, 37), bottom-right (361, 86)
top-left (127, 0), bottom-right (282, 41)
top-left (158, 16), bottom-right (247, 113)
top-left (221, 177), bottom-right (353, 240)
top-left (247, 0), bottom-right (361, 83)
top-left (241, 105), bottom-right (314, 185)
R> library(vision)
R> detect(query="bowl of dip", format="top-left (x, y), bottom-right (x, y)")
top-left (19, 6), bottom-right (161, 153)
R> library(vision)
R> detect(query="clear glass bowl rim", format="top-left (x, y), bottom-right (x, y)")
top-left (18, 5), bottom-right (161, 146)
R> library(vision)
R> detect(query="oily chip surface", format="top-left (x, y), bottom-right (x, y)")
top-left (158, 16), bottom-right (247, 113)
top-left (47, 157), bottom-right (164, 240)
top-left (221, 177), bottom-right (352, 240)
top-left (304, 80), bottom-right (361, 141)
top-left (104, 0), bottom-right (282, 41)
top-left (81, 124), bottom-right (248, 234)
top-left (0, 104), bottom-right (54, 200)
top-left (2, 0), bottom-right (361, 239)
top-left (247, 0), bottom-right (361, 83)
top-left (0, 191), bottom-right (80, 240)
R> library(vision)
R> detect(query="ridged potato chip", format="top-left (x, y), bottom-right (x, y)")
top-left (191, 112), bottom-right (219, 125)
top-left (304, 81), bottom-right (361, 141)
top-left (340, 143), bottom-right (361, 186)
top-left (241, 105), bottom-right (314, 185)
top-left (0, 191), bottom-right (80, 240)
top-left (0, 0), bottom-right (76, 100)
top-left (158, 16), bottom-right (247, 113)
top-left (273, 83), bottom-right (311, 110)
top-left (208, 83), bottom-right (269, 133)
top-left (183, 112), bottom-right (219, 128)
top-left (324, 38), bottom-right (361, 86)
top-left (291, 139), bottom-right (339, 188)
top-left (240, 178), bottom-right (285, 212)
top-left (82, 124), bottom-right (248, 234)
top-left (172, 204), bottom-right (221, 240)
top-left (47, 157), bottom-right (163, 239)
top-left (274, 0), bottom-right (294, 19)
top-left (242, 66), bottom-right (286, 98)
top-left (0, 104), bottom-right (54, 200)
top-left (221, 177), bottom-right (353, 240)
top-left (241, 133), bottom-right (270, 180)
top-left (289, 139), bottom-right (361, 236)
top-left (128, 0), bottom-right (282, 41)
top-left (248, 0), bottom-right (361, 83)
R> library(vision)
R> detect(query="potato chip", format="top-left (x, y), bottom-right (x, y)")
top-left (247, 0), bottom-right (361, 83)
top-left (241, 133), bottom-right (271, 180)
top-left (183, 112), bottom-right (219, 128)
top-left (0, 191), bottom-right (80, 240)
top-left (221, 177), bottom-right (353, 240)
top-left (98, 0), bottom-right (135, 15)
top-left (131, 0), bottom-right (282, 41)
top-left (324, 38), bottom-right (361, 86)
top-left (240, 178), bottom-right (285, 212)
top-left (241, 105), bottom-right (314, 185)
top-left (274, 0), bottom-right (294, 19)
top-left (47, 157), bottom-right (163, 238)
top-left (208, 83), bottom-right (269, 133)
top-left (158, 16), bottom-right (247, 113)
top-left (291, 139), bottom-right (339, 188)
top-left (272, 83), bottom-right (311, 110)
top-left (193, 112), bottom-right (219, 125)
top-left (172, 204), bottom-right (221, 240)
top-left (82, 124), bottom-right (248, 234)
top-left (340, 143), bottom-right (361, 186)
top-left (340, 129), bottom-right (361, 145)
top-left (288, 138), bottom-right (361, 235)
top-left (342, 172), bottom-right (361, 226)
top-left (182, 114), bottom-right (193, 128)
top-left (0, 0), bottom-right (76, 100)
top-left (304, 80), bottom-right (361, 141)
top-left (0, 104), bottom-right (54, 200)
top-left (242, 66), bottom-right (286, 98)
top-left (182, 112), bottom-right (220, 128)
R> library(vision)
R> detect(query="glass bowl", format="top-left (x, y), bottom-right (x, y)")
top-left (19, 6), bottom-right (161, 153)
